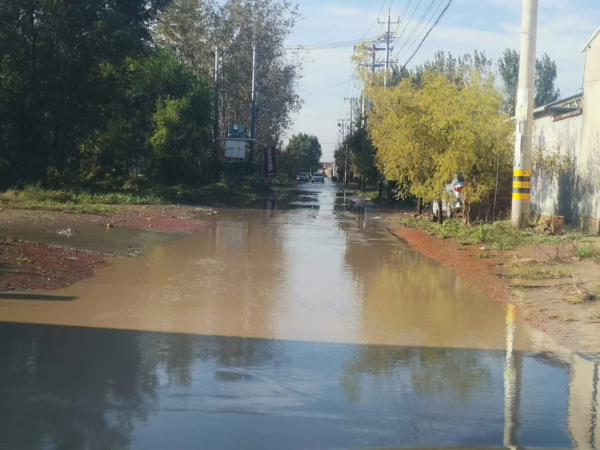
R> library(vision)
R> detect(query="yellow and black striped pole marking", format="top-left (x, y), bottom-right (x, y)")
top-left (512, 170), bottom-right (531, 200)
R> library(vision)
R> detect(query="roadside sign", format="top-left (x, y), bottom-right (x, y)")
top-left (263, 146), bottom-right (277, 177)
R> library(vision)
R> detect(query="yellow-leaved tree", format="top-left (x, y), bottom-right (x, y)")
top-left (367, 70), bottom-right (513, 222)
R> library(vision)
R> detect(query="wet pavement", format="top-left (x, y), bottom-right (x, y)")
top-left (0, 183), bottom-right (598, 449)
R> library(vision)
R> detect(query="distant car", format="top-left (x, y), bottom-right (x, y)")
top-left (433, 176), bottom-right (465, 216)
top-left (331, 175), bottom-right (338, 183)
top-left (311, 173), bottom-right (325, 184)
top-left (296, 172), bottom-right (309, 182)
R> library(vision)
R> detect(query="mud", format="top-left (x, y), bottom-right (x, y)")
top-left (0, 238), bottom-right (108, 291)
top-left (0, 206), bottom-right (209, 291)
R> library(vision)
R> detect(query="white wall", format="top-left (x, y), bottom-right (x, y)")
top-left (531, 112), bottom-right (582, 220)
top-left (578, 33), bottom-right (600, 224)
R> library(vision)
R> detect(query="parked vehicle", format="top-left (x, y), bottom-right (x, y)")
top-left (311, 173), bottom-right (325, 184)
top-left (433, 176), bottom-right (465, 216)
top-left (296, 172), bottom-right (309, 182)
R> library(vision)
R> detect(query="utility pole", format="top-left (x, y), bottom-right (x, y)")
top-left (378, 8), bottom-right (399, 86)
top-left (344, 97), bottom-right (358, 185)
top-left (361, 90), bottom-right (365, 125)
top-left (337, 119), bottom-right (346, 183)
top-left (250, 45), bottom-right (257, 162)
top-left (213, 48), bottom-right (220, 161)
top-left (511, 0), bottom-right (538, 229)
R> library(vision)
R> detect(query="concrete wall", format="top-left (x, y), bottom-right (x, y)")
top-left (530, 32), bottom-right (600, 231)
top-left (531, 112), bottom-right (582, 221)
top-left (577, 34), bottom-right (600, 231)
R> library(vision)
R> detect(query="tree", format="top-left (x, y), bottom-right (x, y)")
top-left (367, 71), bottom-right (513, 222)
top-left (387, 51), bottom-right (493, 88)
top-left (281, 133), bottom-right (322, 176)
top-left (535, 53), bottom-right (561, 107)
top-left (154, 0), bottom-right (304, 159)
top-left (498, 49), bottom-right (561, 113)
top-left (0, 0), bottom-right (170, 187)
top-left (0, 0), bottom-right (215, 189)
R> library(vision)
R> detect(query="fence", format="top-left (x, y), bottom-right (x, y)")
top-left (198, 160), bottom-right (263, 185)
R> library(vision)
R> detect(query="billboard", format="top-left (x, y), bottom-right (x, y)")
top-left (263, 146), bottom-right (277, 177)
top-left (224, 140), bottom-right (246, 159)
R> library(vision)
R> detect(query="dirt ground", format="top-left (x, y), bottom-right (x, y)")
top-left (384, 213), bottom-right (600, 354)
top-left (0, 205), bottom-right (211, 291)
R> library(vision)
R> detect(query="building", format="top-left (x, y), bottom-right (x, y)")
top-left (319, 162), bottom-right (333, 178)
top-left (531, 27), bottom-right (600, 232)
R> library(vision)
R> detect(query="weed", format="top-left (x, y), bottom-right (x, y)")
top-left (549, 315), bottom-right (559, 320)
top-left (401, 217), bottom-right (590, 250)
top-left (508, 265), bottom-right (571, 280)
top-left (475, 254), bottom-right (492, 259)
top-left (15, 257), bottom-right (29, 264)
top-left (0, 179), bottom-right (272, 213)
top-left (574, 245), bottom-right (600, 259)
top-left (590, 314), bottom-right (600, 321)
top-left (565, 286), bottom-right (600, 305)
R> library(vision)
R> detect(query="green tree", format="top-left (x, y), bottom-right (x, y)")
top-left (89, 48), bottom-right (213, 186)
top-left (282, 133), bottom-right (322, 176)
top-left (154, 0), bottom-right (304, 159)
top-left (498, 49), bottom-right (561, 113)
top-left (0, 0), bottom-right (170, 187)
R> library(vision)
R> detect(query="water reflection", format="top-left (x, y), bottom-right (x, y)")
top-left (0, 322), bottom-right (586, 450)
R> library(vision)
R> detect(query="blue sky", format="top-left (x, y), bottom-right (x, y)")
top-left (283, 0), bottom-right (600, 160)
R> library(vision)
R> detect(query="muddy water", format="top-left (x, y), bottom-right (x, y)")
top-left (0, 221), bottom-right (182, 254)
top-left (0, 184), bottom-right (597, 449)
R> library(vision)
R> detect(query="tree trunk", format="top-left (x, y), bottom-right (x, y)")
top-left (464, 201), bottom-right (471, 225)
top-left (438, 200), bottom-right (444, 225)
top-left (417, 198), bottom-right (423, 215)
top-left (378, 181), bottom-right (383, 199)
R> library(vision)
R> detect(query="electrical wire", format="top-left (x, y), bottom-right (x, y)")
top-left (393, 0), bottom-right (439, 59)
top-left (389, 0), bottom-right (422, 55)
top-left (397, 0), bottom-right (444, 59)
top-left (339, 0), bottom-right (389, 121)
top-left (400, 0), bottom-right (453, 69)
top-left (285, 35), bottom-right (382, 51)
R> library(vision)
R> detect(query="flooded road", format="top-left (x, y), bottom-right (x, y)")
top-left (0, 184), bottom-right (598, 449)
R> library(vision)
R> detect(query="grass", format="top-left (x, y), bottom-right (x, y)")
top-left (508, 265), bottom-right (572, 280)
top-left (574, 245), bottom-right (600, 260)
top-left (566, 286), bottom-right (600, 305)
top-left (0, 179), bottom-right (272, 213)
top-left (401, 217), bottom-right (590, 250)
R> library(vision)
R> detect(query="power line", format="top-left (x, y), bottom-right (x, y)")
top-left (390, 0), bottom-right (423, 54)
top-left (400, 0), bottom-right (453, 69)
top-left (397, 0), bottom-right (444, 59)
top-left (285, 35), bottom-right (382, 51)
top-left (394, 0), bottom-right (439, 59)
top-left (339, 0), bottom-right (389, 122)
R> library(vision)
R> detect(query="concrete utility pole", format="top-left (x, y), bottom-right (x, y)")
top-left (250, 45), bottom-right (257, 162)
top-left (337, 119), bottom-right (347, 183)
top-left (344, 97), bottom-right (359, 185)
top-left (378, 8), bottom-right (399, 86)
top-left (213, 48), bottom-right (220, 160)
top-left (511, 0), bottom-right (538, 229)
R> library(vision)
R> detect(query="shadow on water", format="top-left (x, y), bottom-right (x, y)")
top-left (0, 293), bottom-right (77, 301)
top-left (0, 322), bottom-right (594, 450)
